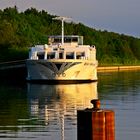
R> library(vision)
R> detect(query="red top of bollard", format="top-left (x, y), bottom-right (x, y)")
top-left (91, 99), bottom-right (100, 109)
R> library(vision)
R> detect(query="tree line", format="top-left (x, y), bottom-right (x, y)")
top-left (0, 6), bottom-right (140, 65)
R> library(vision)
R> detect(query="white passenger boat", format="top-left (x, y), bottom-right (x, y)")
top-left (26, 17), bottom-right (98, 83)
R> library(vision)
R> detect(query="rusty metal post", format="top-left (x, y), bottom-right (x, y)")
top-left (77, 99), bottom-right (115, 140)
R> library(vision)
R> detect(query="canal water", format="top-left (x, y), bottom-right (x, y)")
top-left (0, 70), bottom-right (140, 140)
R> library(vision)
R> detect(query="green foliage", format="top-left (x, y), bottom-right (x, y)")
top-left (0, 7), bottom-right (140, 65)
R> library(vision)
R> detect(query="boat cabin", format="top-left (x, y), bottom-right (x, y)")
top-left (29, 35), bottom-right (96, 61)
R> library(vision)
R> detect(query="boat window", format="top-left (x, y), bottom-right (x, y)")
top-left (54, 38), bottom-right (61, 43)
top-left (76, 52), bottom-right (85, 59)
top-left (53, 48), bottom-right (58, 51)
top-left (47, 52), bottom-right (55, 59)
top-left (59, 52), bottom-right (63, 59)
top-left (66, 52), bottom-right (74, 59)
top-left (64, 37), bottom-right (78, 43)
top-left (72, 37), bottom-right (78, 42)
top-left (64, 38), bottom-right (71, 43)
top-left (37, 52), bottom-right (45, 59)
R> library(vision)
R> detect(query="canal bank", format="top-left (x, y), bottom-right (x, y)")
top-left (97, 65), bottom-right (140, 72)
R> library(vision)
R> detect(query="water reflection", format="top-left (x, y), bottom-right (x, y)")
top-left (29, 84), bottom-right (97, 121)
top-left (0, 82), bottom-right (98, 139)
top-left (27, 82), bottom-right (98, 140)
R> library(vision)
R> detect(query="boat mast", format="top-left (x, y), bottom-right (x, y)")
top-left (53, 16), bottom-right (71, 45)
top-left (62, 18), bottom-right (64, 45)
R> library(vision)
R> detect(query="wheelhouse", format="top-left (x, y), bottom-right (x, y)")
top-left (48, 35), bottom-right (83, 45)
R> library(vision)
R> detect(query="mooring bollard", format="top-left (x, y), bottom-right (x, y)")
top-left (77, 99), bottom-right (115, 140)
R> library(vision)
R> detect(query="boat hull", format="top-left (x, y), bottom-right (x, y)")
top-left (26, 59), bottom-right (98, 83)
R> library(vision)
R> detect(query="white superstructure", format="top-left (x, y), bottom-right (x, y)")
top-left (26, 17), bottom-right (98, 83)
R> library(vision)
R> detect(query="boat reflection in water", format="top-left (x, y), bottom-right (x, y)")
top-left (27, 82), bottom-right (98, 140)
top-left (27, 82), bottom-right (98, 122)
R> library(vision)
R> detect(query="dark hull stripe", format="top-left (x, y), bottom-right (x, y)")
top-left (26, 79), bottom-right (98, 85)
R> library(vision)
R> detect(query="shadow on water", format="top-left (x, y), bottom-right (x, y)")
top-left (0, 67), bottom-right (27, 86)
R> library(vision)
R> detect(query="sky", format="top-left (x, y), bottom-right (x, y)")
top-left (0, 0), bottom-right (140, 38)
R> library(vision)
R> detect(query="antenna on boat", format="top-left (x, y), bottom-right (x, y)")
top-left (53, 16), bottom-right (71, 45)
